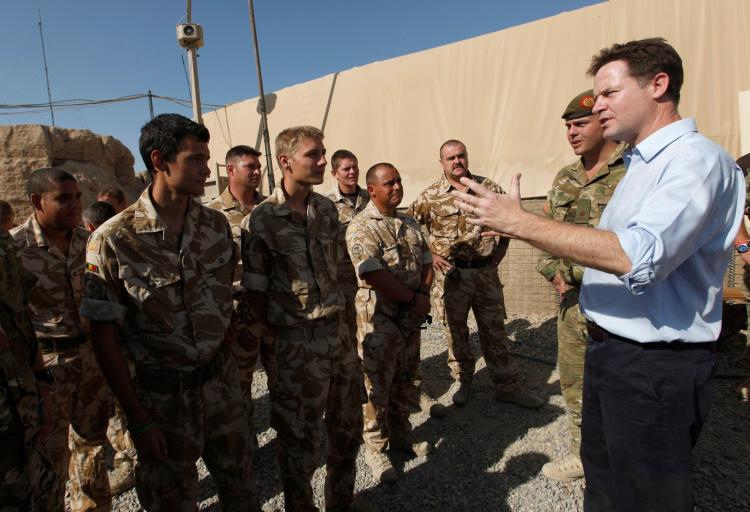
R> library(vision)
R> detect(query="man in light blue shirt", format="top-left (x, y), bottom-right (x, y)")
top-left (449, 38), bottom-right (744, 512)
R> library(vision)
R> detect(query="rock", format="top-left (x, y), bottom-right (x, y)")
top-left (0, 124), bottom-right (143, 220)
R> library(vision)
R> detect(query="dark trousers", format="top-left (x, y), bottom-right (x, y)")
top-left (581, 332), bottom-right (715, 512)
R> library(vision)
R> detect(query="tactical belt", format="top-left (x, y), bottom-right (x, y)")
top-left (452, 257), bottom-right (491, 269)
top-left (586, 320), bottom-right (715, 350)
top-left (277, 317), bottom-right (338, 341)
top-left (38, 335), bottom-right (86, 353)
top-left (135, 344), bottom-right (228, 393)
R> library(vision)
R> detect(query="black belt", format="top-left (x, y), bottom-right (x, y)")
top-left (452, 257), bottom-right (491, 269)
top-left (38, 335), bottom-right (86, 353)
top-left (135, 345), bottom-right (228, 393)
top-left (586, 320), bottom-right (715, 350)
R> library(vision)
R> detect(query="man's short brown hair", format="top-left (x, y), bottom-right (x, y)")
top-left (97, 187), bottom-right (126, 204)
top-left (588, 37), bottom-right (684, 105)
top-left (225, 145), bottom-right (262, 165)
top-left (331, 149), bottom-right (357, 171)
top-left (0, 200), bottom-right (13, 227)
top-left (275, 126), bottom-right (324, 163)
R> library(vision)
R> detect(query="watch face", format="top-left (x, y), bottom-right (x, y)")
top-left (739, 244), bottom-right (750, 254)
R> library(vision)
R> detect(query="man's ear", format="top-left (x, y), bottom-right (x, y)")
top-left (650, 72), bottom-right (671, 101)
top-left (278, 154), bottom-right (291, 173)
top-left (226, 163), bottom-right (235, 178)
top-left (30, 193), bottom-right (43, 212)
top-left (151, 149), bottom-right (168, 174)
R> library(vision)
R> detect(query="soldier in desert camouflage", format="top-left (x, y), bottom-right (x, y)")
top-left (11, 168), bottom-right (112, 512)
top-left (208, 144), bottom-right (273, 448)
top-left (347, 163), bottom-right (434, 484)
top-left (409, 140), bottom-right (542, 409)
top-left (0, 228), bottom-right (56, 511)
top-left (536, 90), bottom-right (626, 482)
top-left (241, 126), bottom-right (362, 511)
top-left (80, 114), bottom-right (259, 511)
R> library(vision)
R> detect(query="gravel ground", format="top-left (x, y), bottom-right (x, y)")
top-left (109, 312), bottom-right (750, 511)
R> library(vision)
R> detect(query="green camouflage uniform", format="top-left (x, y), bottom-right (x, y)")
top-left (346, 201), bottom-right (432, 453)
top-left (409, 174), bottom-right (517, 387)
top-left (208, 186), bottom-right (275, 442)
top-left (11, 216), bottom-right (111, 512)
top-left (79, 188), bottom-right (259, 511)
top-left (242, 183), bottom-right (362, 511)
top-left (536, 143), bottom-right (626, 454)
top-left (0, 229), bottom-right (56, 511)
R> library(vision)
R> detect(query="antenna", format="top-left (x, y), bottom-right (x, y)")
top-left (37, 10), bottom-right (55, 126)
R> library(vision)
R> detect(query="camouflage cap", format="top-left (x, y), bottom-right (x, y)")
top-left (562, 89), bottom-right (596, 121)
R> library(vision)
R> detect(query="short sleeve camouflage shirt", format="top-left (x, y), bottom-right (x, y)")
top-left (327, 185), bottom-right (370, 267)
top-left (408, 173), bottom-right (504, 263)
top-left (11, 215), bottom-right (88, 339)
top-left (241, 183), bottom-right (342, 327)
top-left (346, 201), bottom-right (432, 316)
top-left (79, 188), bottom-right (238, 371)
top-left (536, 142), bottom-right (627, 285)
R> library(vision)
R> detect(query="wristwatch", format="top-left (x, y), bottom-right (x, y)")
top-left (735, 240), bottom-right (750, 253)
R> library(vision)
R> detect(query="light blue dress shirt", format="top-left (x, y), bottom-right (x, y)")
top-left (580, 118), bottom-right (744, 343)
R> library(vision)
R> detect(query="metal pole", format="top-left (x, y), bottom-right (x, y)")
top-left (248, 0), bottom-right (275, 192)
top-left (37, 10), bottom-right (55, 126)
top-left (147, 90), bottom-right (154, 120)
top-left (186, 48), bottom-right (203, 124)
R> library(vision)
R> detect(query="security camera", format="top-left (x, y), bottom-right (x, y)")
top-left (177, 23), bottom-right (204, 48)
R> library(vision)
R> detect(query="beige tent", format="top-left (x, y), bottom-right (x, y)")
top-left (202, 0), bottom-right (750, 204)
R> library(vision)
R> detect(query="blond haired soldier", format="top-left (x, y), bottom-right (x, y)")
top-left (0, 228), bottom-right (56, 510)
top-left (347, 163), bottom-right (434, 483)
top-left (207, 144), bottom-right (273, 448)
top-left (241, 126), bottom-right (362, 510)
top-left (408, 140), bottom-right (542, 409)
top-left (537, 90), bottom-right (626, 482)
top-left (80, 114), bottom-right (259, 511)
top-left (11, 168), bottom-right (112, 512)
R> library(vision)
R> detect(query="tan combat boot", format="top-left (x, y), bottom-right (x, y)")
top-left (541, 453), bottom-right (585, 482)
top-left (389, 433), bottom-right (433, 457)
top-left (419, 392), bottom-right (447, 418)
top-left (109, 458), bottom-right (136, 496)
top-left (495, 384), bottom-right (544, 409)
top-left (364, 450), bottom-right (398, 484)
top-left (450, 381), bottom-right (471, 406)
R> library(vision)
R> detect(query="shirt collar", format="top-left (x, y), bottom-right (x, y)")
top-left (438, 171), bottom-right (477, 193)
top-left (632, 117), bottom-right (697, 163)
top-left (23, 214), bottom-right (50, 248)
top-left (219, 186), bottom-right (259, 215)
top-left (132, 187), bottom-right (200, 234)
top-left (268, 180), bottom-right (324, 217)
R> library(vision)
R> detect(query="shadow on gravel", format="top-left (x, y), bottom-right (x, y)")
top-left (354, 317), bottom-right (564, 511)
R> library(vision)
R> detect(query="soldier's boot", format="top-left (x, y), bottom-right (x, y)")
top-left (449, 381), bottom-right (471, 407)
top-left (364, 450), bottom-right (398, 484)
top-left (389, 433), bottom-right (433, 457)
top-left (541, 452), bottom-right (584, 483)
top-left (495, 384), bottom-right (544, 409)
top-left (109, 457), bottom-right (136, 496)
top-left (419, 392), bottom-right (447, 418)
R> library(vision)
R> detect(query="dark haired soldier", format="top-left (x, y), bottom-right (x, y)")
top-left (347, 163), bottom-right (434, 483)
top-left (11, 168), bottom-right (112, 511)
top-left (450, 38), bottom-right (744, 511)
top-left (96, 187), bottom-right (127, 214)
top-left (82, 201), bottom-right (116, 232)
top-left (207, 145), bottom-right (272, 447)
top-left (80, 114), bottom-right (259, 510)
top-left (536, 90), bottom-right (626, 482)
top-left (0, 200), bottom-right (15, 231)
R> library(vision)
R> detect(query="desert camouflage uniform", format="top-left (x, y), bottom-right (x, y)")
top-left (0, 229), bottom-right (56, 511)
top-left (536, 143), bottom-right (626, 454)
top-left (208, 186), bottom-right (274, 441)
top-left (327, 185), bottom-right (369, 364)
top-left (242, 183), bottom-right (362, 511)
top-left (408, 174), bottom-right (517, 386)
top-left (79, 188), bottom-right (259, 511)
top-left (11, 216), bottom-right (111, 512)
top-left (346, 202), bottom-right (432, 453)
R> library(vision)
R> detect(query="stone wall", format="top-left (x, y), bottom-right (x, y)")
top-left (0, 124), bottom-right (144, 220)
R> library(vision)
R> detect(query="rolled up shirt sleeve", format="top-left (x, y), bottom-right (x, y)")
top-left (613, 149), bottom-right (730, 295)
top-left (79, 234), bottom-right (129, 325)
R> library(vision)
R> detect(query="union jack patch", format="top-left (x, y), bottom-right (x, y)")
top-left (86, 262), bottom-right (99, 273)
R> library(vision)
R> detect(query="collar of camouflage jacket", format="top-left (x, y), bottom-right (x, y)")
top-left (437, 171), bottom-right (479, 193)
top-left (132, 187), bottom-right (202, 235)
